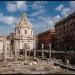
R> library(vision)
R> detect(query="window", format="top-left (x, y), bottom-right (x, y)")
top-left (24, 43), bottom-right (27, 49)
top-left (74, 23), bottom-right (75, 27)
top-left (18, 30), bottom-right (20, 34)
top-left (31, 31), bottom-right (32, 35)
top-left (25, 30), bottom-right (27, 34)
top-left (63, 26), bottom-right (66, 34)
top-left (7, 46), bottom-right (9, 51)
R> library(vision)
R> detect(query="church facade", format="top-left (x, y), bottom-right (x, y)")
top-left (0, 12), bottom-right (35, 61)
top-left (14, 12), bottom-right (35, 60)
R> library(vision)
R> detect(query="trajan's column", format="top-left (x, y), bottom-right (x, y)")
top-left (14, 12), bottom-right (35, 60)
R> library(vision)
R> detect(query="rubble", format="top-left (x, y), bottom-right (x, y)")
top-left (32, 61), bottom-right (37, 65)
top-left (35, 66), bottom-right (45, 71)
top-left (0, 59), bottom-right (74, 74)
top-left (24, 61), bottom-right (28, 65)
top-left (28, 62), bottom-right (33, 65)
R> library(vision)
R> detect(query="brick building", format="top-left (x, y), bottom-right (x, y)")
top-left (55, 12), bottom-right (75, 51)
top-left (36, 29), bottom-right (55, 50)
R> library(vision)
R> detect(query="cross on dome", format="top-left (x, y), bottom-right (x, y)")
top-left (16, 11), bottom-right (32, 28)
top-left (21, 12), bottom-right (27, 19)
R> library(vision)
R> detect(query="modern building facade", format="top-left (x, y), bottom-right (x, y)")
top-left (55, 12), bottom-right (75, 51)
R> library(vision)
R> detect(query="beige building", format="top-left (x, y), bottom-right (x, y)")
top-left (0, 36), bottom-right (5, 60)
top-left (14, 12), bottom-right (35, 60)
top-left (0, 36), bottom-right (11, 61)
top-left (0, 12), bottom-right (35, 61)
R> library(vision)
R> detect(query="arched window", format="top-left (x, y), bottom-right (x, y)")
top-left (25, 30), bottom-right (27, 34)
top-left (7, 46), bottom-right (9, 51)
top-left (31, 31), bottom-right (32, 35)
top-left (18, 30), bottom-right (20, 34)
top-left (24, 43), bottom-right (27, 49)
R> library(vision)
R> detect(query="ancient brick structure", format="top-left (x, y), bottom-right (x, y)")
top-left (37, 29), bottom-right (55, 50)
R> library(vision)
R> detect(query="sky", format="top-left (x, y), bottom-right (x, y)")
top-left (0, 1), bottom-right (75, 36)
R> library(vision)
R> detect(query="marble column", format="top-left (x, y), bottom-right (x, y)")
top-left (49, 43), bottom-right (52, 60)
top-left (42, 43), bottom-right (44, 59)
top-left (33, 43), bottom-right (36, 59)
top-left (14, 40), bottom-right (17, 61)
top-left (24, 48), bottom-right (27, 61)
top-left (3, 40), bottom-right (7, 62)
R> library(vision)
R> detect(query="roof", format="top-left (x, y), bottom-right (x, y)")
top-left (0, 36), bottom-right (6, 41)
top-left (37, 29), bottom-right (55, 36)
top-left (16, 12), bottom-right (32, 28)
top-left (54, 12), bottom-right (75, 27)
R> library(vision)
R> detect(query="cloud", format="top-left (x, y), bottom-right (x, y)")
top-left (70, 1), bottom-right (75, 11)
top-left (29, 1), bottom-right (47, 20)
top-left (29, 15), bottom-right (57, 34)
top-left (16, 1), bottom-right (27, 11)
top-left (7, 2), bottom-right (17, 12)
top-left (30, 9), bottom-right (45, 17)
top-left (53, 15), bottom-right (61, 23)
top-left (32, 1), bottom-right (47, 10)
top-left (0, 13), bottom-right (17, 26)
top-left (29, 13), bottom-right (63, 34)
top-left (0, 26), bottom-right (15, 36)
top-left (6, 1), bottom-right (27, 12)
top-left (0, 13), bottom-right (3, 16)
top-left (0, 12), bottom-right (17, 35)
top-left (61, 8), bottom-right (71, 17)
top-left (55, 4), bottom-right (64, 11)
top-left (34, 1), bottom-right (48, 5)
top-left (55, 4), bottom-right (72, 18)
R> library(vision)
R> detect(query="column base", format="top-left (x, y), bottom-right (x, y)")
top-left (3, 60), bottom-right (7, 62)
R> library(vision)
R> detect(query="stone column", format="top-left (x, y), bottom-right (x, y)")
top-left (66, 59), bottom-right (69, 72)
top-left (15, 50), bottom-right (17, 61)
top-left (3, 40), bottom-right (7, 62)
top-left (28, 45), bottom-right (30, 57)
top-left (14, 40), bottom-right (17, 61)
top-left (28, 43), bottom-right (30, 57)
top-left (33, 43), bottom-right (36, 59)
top-left (49, 43), bottom-right (52, 60)
top-left (24, 48), bottom-right (27, 61)
top-left (42, 43), bottom-right (44, 59)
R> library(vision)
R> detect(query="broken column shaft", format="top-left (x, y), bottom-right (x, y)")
top-left (42, 43), bottom-right (44, 59)
top-left (24, 48), bottom-right (27, 61)
top-left (49, 43), bottom-right (51, 59)
top-left (33, 44), bottom-right (36, 59)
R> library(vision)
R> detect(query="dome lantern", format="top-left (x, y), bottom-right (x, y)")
top-left (16, 12), bottom-right (32, 28)
top-left (21, 12), bottom-right (27, 19)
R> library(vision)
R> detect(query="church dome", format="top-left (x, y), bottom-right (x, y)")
top-left (16, 12), bottom-right (32, 28)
